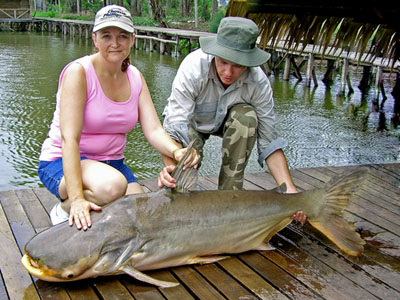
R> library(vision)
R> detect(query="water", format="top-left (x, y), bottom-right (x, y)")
top-left (0, 32), bottom-right (399, 191)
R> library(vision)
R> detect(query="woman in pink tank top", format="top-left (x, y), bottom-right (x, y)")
top-left (38, 5), bottom-right (199, 230)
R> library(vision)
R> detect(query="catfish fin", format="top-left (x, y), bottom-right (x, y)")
top-left (189, 255), bottom-right (230, 264)
top-left (121, 265), bottom-right (179, 288)
top-left (171, 140), bottom-right (198, 193)
top-left (308, 169), bottom-right (368, 256)
top-left (254, 242), bottom-right (276, 251)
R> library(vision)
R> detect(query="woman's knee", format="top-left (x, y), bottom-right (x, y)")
top-left (81, 160), bottom-right (128, 205)
top-left (93, 174), bottom-right (127, 205)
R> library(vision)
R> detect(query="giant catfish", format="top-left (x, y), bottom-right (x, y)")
top-left (22, 142), bottom-right (366, 288)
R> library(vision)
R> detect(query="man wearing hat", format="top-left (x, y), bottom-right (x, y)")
top-left (160, 17), bottom-right (305, 223)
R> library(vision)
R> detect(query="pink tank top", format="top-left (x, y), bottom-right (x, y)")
top-left (39, 55), bottom-right (142, 161)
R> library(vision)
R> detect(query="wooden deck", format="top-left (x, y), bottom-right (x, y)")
top-left (0, 163), bottom-right (399, 300)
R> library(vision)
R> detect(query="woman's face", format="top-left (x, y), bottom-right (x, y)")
top-left (92, 27), bottom-right (135, 63)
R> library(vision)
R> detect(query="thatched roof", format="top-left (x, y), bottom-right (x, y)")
top-left (226, 0), bottom-right (399, 67)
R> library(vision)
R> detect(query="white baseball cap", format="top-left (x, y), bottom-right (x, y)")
top-left (93, 5), bottom-right (134, 33)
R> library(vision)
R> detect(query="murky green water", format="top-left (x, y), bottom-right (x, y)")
top-left (0, 32), bottom-right (399, 191)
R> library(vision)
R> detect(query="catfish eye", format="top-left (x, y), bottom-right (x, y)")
top-left (67, 273), bottom-right (74, 279)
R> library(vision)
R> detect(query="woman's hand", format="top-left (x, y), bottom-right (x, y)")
top-left (158, 165), bottom-right (176, 188)
top-left (69, 198), bottom-right (102, 230)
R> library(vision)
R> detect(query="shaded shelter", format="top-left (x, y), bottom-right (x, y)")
top-left (226, 0), bottom-right (399, 67)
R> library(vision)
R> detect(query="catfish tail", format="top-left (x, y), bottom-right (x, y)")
top-left (308, 169), bottom-right (368, 256)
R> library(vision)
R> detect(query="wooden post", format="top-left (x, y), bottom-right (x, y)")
top-left (306, 53), bottom-right (314, 86)
top-left (174, 36), bottom-right (179, 57)
top-left (322, 59), bottom-right (335, 84)
top-left (150, 38), bottom-right (154, 52)
top-left (375, 66), bottom-right (383, 100)
top-left (290, 56), bottom-right (302, 80)
top-left (346, 72), bottom-right (354, 95)
top-left (312, 69), bottom-right (318, 87)
top-left (141, 39), bottom-right (145, 51)
top-left (358, 65), bottom-right (371, 92)
top-left (339, 58), bottom-right (349, 95)
top-left (159, 34), bottom-right (165, 54)
top-left (135, 37), bottom-right (139, 50)
top-left (283, 56), bottom-right (290, 81)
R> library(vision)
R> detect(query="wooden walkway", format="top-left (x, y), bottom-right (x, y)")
top-left (0, 163), bottom-right (399, 300)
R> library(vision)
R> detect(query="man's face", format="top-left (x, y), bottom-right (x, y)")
top-left (214, 57), bottom-right (247, 88)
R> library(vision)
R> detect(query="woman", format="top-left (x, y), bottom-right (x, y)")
top-left (38, 5), bottom-right (198, 231)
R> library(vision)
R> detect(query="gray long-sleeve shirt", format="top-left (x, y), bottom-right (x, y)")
top-left (162, 49), bottom-right (287, 167)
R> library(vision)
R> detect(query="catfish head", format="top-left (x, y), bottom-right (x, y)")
top-left (22, 201), bottom-right (140, 282)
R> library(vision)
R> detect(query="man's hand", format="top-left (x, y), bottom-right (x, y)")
top-left (291, 210), bottom-right (307, 225)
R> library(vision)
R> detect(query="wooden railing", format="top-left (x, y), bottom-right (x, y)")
top-left (0, 8), bottom-right (30, 19)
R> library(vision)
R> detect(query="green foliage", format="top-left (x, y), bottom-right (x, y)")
top-left (81, 0), bottom-right (103, 14)
top-left (201, 0), bottom-right (210, 21)
top-left (33, 11), bottom-right (59, 18)
top-left (209, 9), bottom-right (225, 33)
top-left (178, 40), bottom-right (199, 55)
top-left (132, 16), bottom-right (157, 27)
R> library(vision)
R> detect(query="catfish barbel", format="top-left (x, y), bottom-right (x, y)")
top-left (22, 143), bottom-right (366, 288)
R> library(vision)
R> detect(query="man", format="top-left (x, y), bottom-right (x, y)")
top-left (160, 17), bottom-right (305, 222)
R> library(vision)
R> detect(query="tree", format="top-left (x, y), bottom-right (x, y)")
top-left (180, 0), bottom-right (192, 18)
top-left (212, 0), bottom-right (217, 18)
top-left (131, 0), bottom-right (144, 16)
top-left (149, 0), bottom-right (168, 27)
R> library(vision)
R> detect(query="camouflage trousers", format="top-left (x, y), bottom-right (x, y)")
top-left (189, 104), bottom-right (258, 190)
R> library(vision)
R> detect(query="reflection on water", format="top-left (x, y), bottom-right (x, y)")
top-left (0, 32), bottom-right (399, 190)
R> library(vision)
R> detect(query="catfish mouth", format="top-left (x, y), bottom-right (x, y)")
top-left (21, 254), bottom-right (66, 282)
top-left (22, 252), bottom-right (100, 282)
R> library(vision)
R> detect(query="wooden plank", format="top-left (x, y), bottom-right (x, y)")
top-left (16, 189), bottom-right (51, 233)
top-left (244, 172), bottom-right (279, 190)
top-left (120, 275), bottom-right (166, 300)
top-left (151, 269), bottom-right (196, 300)
top-left (32, 187), bottom-right (58, 214)
top-left (140, 179), bottom-right (160, 193)
top-left (270, 233), bottom-right (380, 300)
top-left (0, 190), bottom-right (35, 253)
top-left (171, 266), bottom-right (226, 299)
top-left (0, 191), bottom-right (39, 300)
top-left (62, 281), bottom-right (99, 300)
top-left (0, 273), bottom-right (8, 300)
top-left (282, 226), bottom-right (400, 299)
top-left (260, 249), bottom-right (355, 300)
top-left (302, 221), bottom-right (400, 293)
top-left (94, 277), bottom-right (135, 299)
top-left (34, 280), bottom-right (71, 300)
top-left (194, 263), bottom-right (257, 299)
top-left (121, 269), bottom-right (192, 300)
top-left (238, 251), bottom-right (323, 299)
top-left (217, 257), bottom-right (290, 300)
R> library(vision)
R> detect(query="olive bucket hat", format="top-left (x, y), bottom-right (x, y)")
top-left (199, 17), bottom-right (270, 67)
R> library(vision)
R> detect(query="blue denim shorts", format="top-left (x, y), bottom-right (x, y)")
top-left (38, 157), bottom-right (138, 199)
